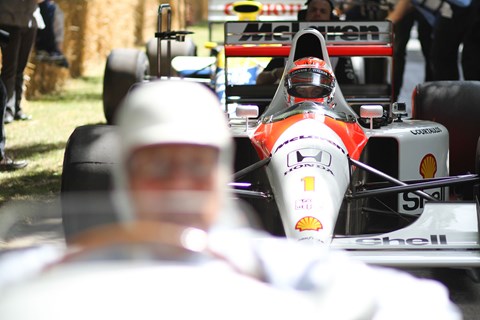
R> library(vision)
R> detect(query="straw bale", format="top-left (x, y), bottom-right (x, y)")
top-left (54, 0), bottom-right (188, 77)
top-left (138, 0), bottom-right (190, 44)
top-left (25, 61), bottom-right (69, 99)
top-left (136, 0), bottom-right (161, 45)
top-left (23, 0), bottom-right (191, 97)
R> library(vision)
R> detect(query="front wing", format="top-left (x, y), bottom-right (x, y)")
top-left (331, 201), bottom-right (480, 268)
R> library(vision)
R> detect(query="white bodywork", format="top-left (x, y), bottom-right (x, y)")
top-left (332, 202), bottom-right (480, 267)
top-left (228, 22), bottom-right (480, 268)
top-left (366, 120), bottom-right (449, 215)
top-left (268, 118), bottom-right (350, 243)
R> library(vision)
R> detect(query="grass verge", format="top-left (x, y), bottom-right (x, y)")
top-left (0, 74), bottom-right (105, 205)
top-left (0, 22), bottom-right (211, 206)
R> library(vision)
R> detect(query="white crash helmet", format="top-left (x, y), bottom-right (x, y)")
top-left (112, 80), bottom-right (234, 222)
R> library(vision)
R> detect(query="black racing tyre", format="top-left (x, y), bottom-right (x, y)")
top-left (475, 137), bottom-right (480, 200)
top-left (476, 137), bottom-right (480, 175)
top-left (103, 48), bottom-right (149, 124)
top-left (146, 37), bottom-right (197, 78)
top-left (61, 125), bottom-right (119, 242)
top-left (413, 81), bottom-right (480, 199)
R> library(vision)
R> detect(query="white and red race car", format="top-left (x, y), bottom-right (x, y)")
top-left (221, 20), bottom-right (480, 269)
top-left (61, 20), bottom-right (480, 272)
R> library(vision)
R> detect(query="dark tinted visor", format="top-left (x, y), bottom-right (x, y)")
top-left (286, 68), bottom-right (334, 98)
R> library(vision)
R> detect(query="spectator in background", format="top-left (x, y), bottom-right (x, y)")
top-left (0, 78), bottom-right (28, 170)
top-left (35, 0), bottom-right (68, 68)
top-left (0, 0), bottom-right (38, 123)
top-left (341, 0), bottom-right (391, 85)
top-left (429, 0), bottom-right (480, 80)
top-left (388, 0), bottom-right (480, 81)
top-left (387, 0), bottom-right (433, 101)
top-left (256, 0), bottom-right (357, 85)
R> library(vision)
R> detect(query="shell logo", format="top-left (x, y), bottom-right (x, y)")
top-left (419, 153), bottom-right (437, 179)
top-left (295, 216), bottom-right (323, 232)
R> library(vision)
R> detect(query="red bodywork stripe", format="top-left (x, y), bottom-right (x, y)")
top-left (252, 113), bottom-right (368, 160)
top-left (225, 45), bottom-right (393, 57)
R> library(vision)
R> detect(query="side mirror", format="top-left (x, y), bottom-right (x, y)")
top-left (235, 105), bottom-right (259, 131)
top-left (360, 105), bottom-right (383, 130)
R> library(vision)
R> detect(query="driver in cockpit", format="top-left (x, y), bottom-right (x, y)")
top-left (285, 56), bottom-right (336, 108)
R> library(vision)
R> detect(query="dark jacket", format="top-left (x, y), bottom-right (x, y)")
top-left (0, 0), bottom-right (38, 28)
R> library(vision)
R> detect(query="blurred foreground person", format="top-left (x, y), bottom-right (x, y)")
top-left (0, 81), bottom-right (461, 319)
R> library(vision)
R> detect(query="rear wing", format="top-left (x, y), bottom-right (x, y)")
top-left (224, 21), bottom-right (393, 56)
top-left (223, 21), bottom-right (394, 108)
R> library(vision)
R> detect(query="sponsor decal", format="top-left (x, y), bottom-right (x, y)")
top-left (238, 22), bottom-right (381, 42)
top-left (274, 135), bottom-right (346, 154)
top-left (295, 199), bottom-right (313, 210)
top-left (295, 216), bottom-right (323, 232)
top-left (355, 235), bottom-right (447, 246)
top-left (302, 176), bottom-right (315, 191)
top-left (419, 153), bottom-right (437, 179)
top-left (285, 163), bottom-right (334, 176)
top-left (285, 148), bottom-right (334, 176)
top-left (223, 3), bottom-right (302, 16)
top-left (410, 127), bottom-right (442, 135)
top-left (402, 188), bottom-right (445, 211)
top-left (299, 236), bottom-right (325, 243)
top-left (287, 148), bottom-right (332, 167)
top-left (402, 154), bottom-right (443, 211)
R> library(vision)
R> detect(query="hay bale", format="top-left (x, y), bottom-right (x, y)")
top-left (53, 0), bottom-right (188, 77)
top-left (56, 0), bottom-right (138, 77)
top-left (136, 0), bottom-right (160, 45)
top-left (25, 61), bottom-right (69, 99)
top-left (24, 0), bottom-right (190, 98)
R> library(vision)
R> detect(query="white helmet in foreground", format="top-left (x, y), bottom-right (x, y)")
top-left (112, 80), bottom-right (234, 227)
top-left (115, 80), bottom-right (232, 158)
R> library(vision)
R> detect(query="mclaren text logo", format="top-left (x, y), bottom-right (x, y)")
top-left (274, 135), bottom-right (346, 154)
top-left (239, 23), bottom-right (380, 42)
top-left (355, 235), bottom-right (447, 246)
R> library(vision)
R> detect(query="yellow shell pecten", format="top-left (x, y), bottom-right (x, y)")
top-left (419, 154), bottom-right (437, 179)
top-left (295, 216), bottom-right (323, 232)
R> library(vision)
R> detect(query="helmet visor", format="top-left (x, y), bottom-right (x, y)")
top-left (286, 68), bottom-right (334, 99)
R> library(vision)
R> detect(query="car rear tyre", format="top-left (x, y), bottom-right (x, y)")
top-left (103, 48), bottom-right (149, 124)
top-left (145, 37), bottom-right (196, 78)
top-left (413, 81), bottom-right (480, 199)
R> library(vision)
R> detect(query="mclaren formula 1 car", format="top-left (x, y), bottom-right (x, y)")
top-left (61, 20), bottom-right (480, 272)
top-left (223, 20), bottom-right (480, 268)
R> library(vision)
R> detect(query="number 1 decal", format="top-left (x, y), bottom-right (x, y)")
top-left (302, 176), bottom-right (315, 191)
